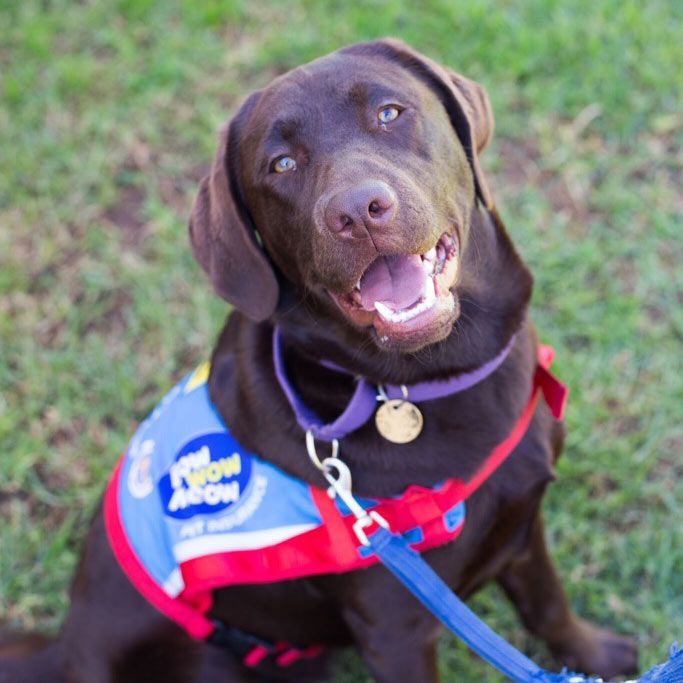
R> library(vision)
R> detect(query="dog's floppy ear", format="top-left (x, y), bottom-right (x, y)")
top-left (343, 39), bottom-right (494, 209)
top-left (189, 97), bottom-right (279, 321)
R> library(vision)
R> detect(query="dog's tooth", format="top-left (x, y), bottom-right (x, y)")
top-left (423, 247), bottom-right (437, 261)
top-left (423, 276), bottom-right (436, 304)
top-left (422, 259), bottom-right (434, 274)
top-left (355, 279), bottom-right (361, 291)
top-left (374, 301), bottom-right (393, 320)
top-left (376, 298), bottom-right (436, 325)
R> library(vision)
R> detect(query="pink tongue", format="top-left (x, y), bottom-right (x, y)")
top-left (359, 254), bottom-right (427, 311)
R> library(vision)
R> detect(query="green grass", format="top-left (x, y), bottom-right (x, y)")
top-left (1, 0), bottom-right (681, 679)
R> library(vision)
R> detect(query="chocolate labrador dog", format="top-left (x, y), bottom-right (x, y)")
top-left (1, 39), bottom-right (638, 683)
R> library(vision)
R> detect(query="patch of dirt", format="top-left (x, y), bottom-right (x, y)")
top-left (82, 288), bottom-right (133, 339)
top-left (35, 314), bottom-right (67, 349)
top-left (489, 137), bottom-right (541, 197)
top-left (613, 256), bottom-right (638, 296)
top-left (643, 304), bottom-right (667, 324)
top-left (657, 241), bottom-right (682, 275)
top-left (27, 246), bottom-right (81, 296)
top-left (0, 485), bottom-right (28, 507)
top-left (158, 177), bottom-right (193, 220)
top-left (543, 176), bottom-right (585, 220)
top-left (565, 334), bottom-right (591, 351)
top-left (34, 458), bottom-right (77, 492)
top-left (122, 141), bottom-right (154, 173)
top-left (586, 471), bottom-right (620, 495)
top-left (613, 415), bottom-right (641, 436)
top-left (103, 184), bottom-right (147, 249)
top-left (0, 480), bottom-right (69, 534)
top-left (647, 445), bottom-right (683, 486)
top-left (491, 134), bottom-right (597, 228)
top-left (103, 157), bottom-right (207, 242)
top-left (162, 161), bottom-right (209, 214)
top-left (486, 117), bottom-right (670, 232)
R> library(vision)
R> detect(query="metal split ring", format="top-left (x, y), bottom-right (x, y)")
top-left (376, 383), bottom-right (409, 403)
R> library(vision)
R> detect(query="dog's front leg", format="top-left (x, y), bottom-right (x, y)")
top-left (337, 570), bottom-right (441, 683)
top-left (497, 513), bottom-right (638, 679)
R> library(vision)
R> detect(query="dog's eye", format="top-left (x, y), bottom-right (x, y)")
top-left (271, 156), bottom-right (297, 173)
top-left (378, 106), bottom-right (401, 124)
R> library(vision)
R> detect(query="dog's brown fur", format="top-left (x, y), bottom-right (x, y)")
top-left (0, 40), bottom-right (637, 682)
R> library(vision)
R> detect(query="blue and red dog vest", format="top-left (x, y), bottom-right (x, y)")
top-left (105, 347), bottom-right (566, 642)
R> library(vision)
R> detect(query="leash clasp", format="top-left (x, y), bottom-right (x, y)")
top-left (306, 431), bottom-right (389, 546)
top-left (352, 510), bottom-right (390, 546)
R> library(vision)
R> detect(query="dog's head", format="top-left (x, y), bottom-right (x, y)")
top-left (190, 39), bottom-right (521, 353)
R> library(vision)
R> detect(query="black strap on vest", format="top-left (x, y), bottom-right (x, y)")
top-left (208, 621), bottom-right (275, 658)
top-left (208, 620), bottom-right (324, 672)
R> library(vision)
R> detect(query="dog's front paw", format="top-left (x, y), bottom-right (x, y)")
top-left (549, 617), bottom-right (638, 680)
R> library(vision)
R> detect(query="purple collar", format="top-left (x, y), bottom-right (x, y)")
top-left (272, 328), bottom-right (515, 442)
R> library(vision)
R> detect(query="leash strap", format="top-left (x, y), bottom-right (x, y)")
top-left (637, 646), bottom-right (683, 683)
top-left (365, 526), bottom-right (682, 683)
top-left (367, 526), bottom-right (561, 682)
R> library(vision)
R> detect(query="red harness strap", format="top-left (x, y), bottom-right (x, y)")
top-left (311, 346), bottom-right (567, 547)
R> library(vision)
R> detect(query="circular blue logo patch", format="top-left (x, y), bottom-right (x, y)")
top-left (158, 432), bottom-right (252, 520)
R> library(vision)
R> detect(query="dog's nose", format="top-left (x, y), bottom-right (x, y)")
top-left (324, 180), bottom-right (397, 240)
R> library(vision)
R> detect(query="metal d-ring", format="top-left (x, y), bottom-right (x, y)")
top-left (305, 429), bottom-right (339, 471)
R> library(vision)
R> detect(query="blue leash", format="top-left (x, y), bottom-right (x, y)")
top-left (308, 449), bottom-right (681, 683)
top-left (367, 526), bottom-right (682, 683)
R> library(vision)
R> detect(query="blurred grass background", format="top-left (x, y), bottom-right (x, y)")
top-left (0, 0), bottom-right (681, 680)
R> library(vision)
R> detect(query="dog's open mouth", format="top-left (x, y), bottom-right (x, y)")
top-left (328, 232), bottom-right (459, 347)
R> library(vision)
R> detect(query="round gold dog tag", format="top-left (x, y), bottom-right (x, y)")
top-left (375, 400), bottom-right (424, 443)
